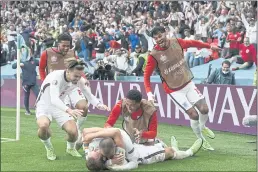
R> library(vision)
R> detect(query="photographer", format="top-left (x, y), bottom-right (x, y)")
top-left (93, 59), bottom-right (114, 80)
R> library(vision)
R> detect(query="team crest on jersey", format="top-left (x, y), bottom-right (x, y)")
top-left (246, 49), bottom-right (249, 53)
top-left (160, 54), bottom-right (167, 62)
top-left (52, 80), bottom-right (58, 85)
top-left (51, 56), bottom-right (57, 62)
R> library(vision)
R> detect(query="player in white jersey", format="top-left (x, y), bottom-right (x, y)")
top-left (82, 127), bottom-right (203, 171)
top-left (35, 58), bottom-right (109, 160)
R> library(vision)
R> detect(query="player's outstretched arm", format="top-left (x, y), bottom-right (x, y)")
top-left (83, 128), bottom-right (124, 149)
top-left (78, 78), bottom-right (110, 111)
top-left (107, 161), bottom-right (139, 171)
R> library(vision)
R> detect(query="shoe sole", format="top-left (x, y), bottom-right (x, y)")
top-left (202, 130), bottom-right (216, 139)
top-left (202, 146), bottom-right (215, 151)
top-left (47, 156), bottom-right (56, 161)
top-left (66, 151), bottom-right (82, 157)
top-left (192, 139), bottom-right (203, 155)
top-left (170, 136), bottom-right (179, 150)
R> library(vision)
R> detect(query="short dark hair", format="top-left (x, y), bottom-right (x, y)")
top-left (126, 89), bottom-right (142, 103)
top-left (222, 60), bottom-right (231, 67)
top-left (150, 26), bottom-right (166, 37)
top-left (57, 33), bottom-right (72, 43)
top-left (86, 156), bottom-right (105, 171)
top-left (65, 58), bottom-right (87, 71)
top-left (99, 138), bottom-right (116, 158)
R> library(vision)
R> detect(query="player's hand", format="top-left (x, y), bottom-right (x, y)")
top-left (147, 92), bottom-right (155, 105)
top-left (133, 128), bottom-right (142, 144)
top-left (96, 103), bottom-right (110, 111)
top-left (111, 153), bottom-right (125, 165)
top-left (67, 109), bottom-right (84, 119)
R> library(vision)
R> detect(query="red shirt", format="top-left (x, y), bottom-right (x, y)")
top-left (239, 44), bottom-right (257, 65)
top-left (226, 32), bottom-right (241, 49)
top-left (104, 100), bottom-right (157, 139)
top-left (144, 39), bottom-right (211, 94)
top-left (39, 48), bottom-right (83, 81)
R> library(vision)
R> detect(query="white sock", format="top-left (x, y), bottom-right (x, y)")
top-left (67, 141), bottom-right (75, 149)
top-left (190, 120), bottom-right (206, 141)
top-left (76, 116), bottom-right (87, 131)
top-left (173, 150), bottom-right (191, 159)
top-left (41, 138), bottom-right (53, 149)
top-left (199, 113), bottom-right (209, 130)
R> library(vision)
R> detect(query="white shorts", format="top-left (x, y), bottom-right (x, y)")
top-left (170, 81), bottom-right (204, 111)
top-left (36, 104), bottom-right (74, 128)
top-left (64, 87), bottom-right (86, 109)
top-left (134, 143), bottom-right (166, 165)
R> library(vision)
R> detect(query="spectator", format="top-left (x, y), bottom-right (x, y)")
top-left (207, 60), bottom-right (235, 85)
top-left (224, 24), bottom-right (242, 59)
top-left (229, 37), bottom-right (257, 71)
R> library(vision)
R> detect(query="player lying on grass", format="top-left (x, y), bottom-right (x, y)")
top-left (104, 89), bottom-right (159, 146)
top-left (82, 127), bottom-right (203, 171)
top-left (35, 58), bottom-right (109, 160)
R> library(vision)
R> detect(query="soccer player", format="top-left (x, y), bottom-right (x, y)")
top-left (36, 58), bottom-right (109, 160)
top-left (82, 127), bottom-right (203, 171)
top-left (104, 89), bottom-right (158, 145)
top-left (39, 33), bottom-right (101, 147)
top-left (144, 26), bottom-right (221, 151)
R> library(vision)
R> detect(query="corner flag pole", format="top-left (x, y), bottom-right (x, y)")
top-left (16, 34), bottom-right (22, 141)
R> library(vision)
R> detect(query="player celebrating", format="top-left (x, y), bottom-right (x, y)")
top-left (36, 58), bottom-right (109, 160)
top-left (104, 89), bottom-right (158, 145)
top-left (39, 33), bottom-right (103, 148)
top-left (82, 127), bottom-right (203, 171)
top-left (144, 26), bottom-right (221, 151)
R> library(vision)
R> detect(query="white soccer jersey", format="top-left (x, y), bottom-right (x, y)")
top-left (36, 70), bottom-right (100, 112)
top-left (119, 129), bottom-right (139, 162)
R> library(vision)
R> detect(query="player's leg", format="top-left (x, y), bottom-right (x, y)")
top-left (69, 88), bottom-right (88, 133)
top-left (187, 81), bottom-right (215, 150)
top-left (36, 109), bottom-right (56, 160)
top-left (23, 85), bottom-right (31, 115)
top-left (169, 90), bottom-right (204, 143)
top-left (62, 120), bottom-right (82, 157)
top-left (53, 108), bottom-right (82, 157)
top-left (167, 137), bottom-right (203, 160)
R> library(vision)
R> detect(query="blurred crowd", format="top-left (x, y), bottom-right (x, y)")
top-left (0, 1), bottom-right (257, 82)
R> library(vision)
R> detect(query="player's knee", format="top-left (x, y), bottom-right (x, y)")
top-left (187, 108), bottom-right (199, 120)
top-left (67, 128), bottom-right (78, 138)
top-left (76, 100), bottom-right (88, 117)
top-left (199, 105), bottom-right (209, 114)
top-left (37, 121), bottom-right (50, 131)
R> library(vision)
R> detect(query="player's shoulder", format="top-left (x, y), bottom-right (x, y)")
top-left (47, 70), bottom-right (65, 82)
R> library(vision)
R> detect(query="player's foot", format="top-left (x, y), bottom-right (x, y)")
top-left (170, 136), bottom-right (179, 151)
top-left (25, 112), bottom-right (31, 115)
top-left (189, 138), bottom-right (203, 156)
top-left (75, 131), bottom-right (83, 150)
top-left (202, 127), bottom-right (215, 139)
top-left (46, 147), bottom-right (56, 161)
top-left (202, 140), bottom-right (214, 151)
top-left (66, 148), bottom-right (82, 157)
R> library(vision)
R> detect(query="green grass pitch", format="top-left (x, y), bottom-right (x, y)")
top-left (1, 108), bottom-right (257, 171)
